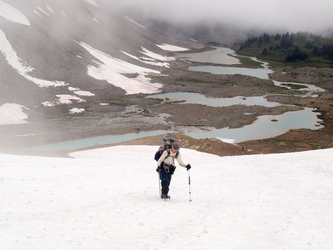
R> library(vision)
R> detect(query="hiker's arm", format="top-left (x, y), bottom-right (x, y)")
top-left (157, 150), bottom-right (168, 167)
top-left (176, 153), bottom-right (187, 168)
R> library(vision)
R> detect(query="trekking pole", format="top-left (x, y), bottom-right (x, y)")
top-left (188, 170), bottom-right (192, 202)
top-left (158, 172), bottom-right (161, 198)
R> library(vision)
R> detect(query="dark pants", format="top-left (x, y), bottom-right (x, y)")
top-left (160, 167), bottom-right (173, 195)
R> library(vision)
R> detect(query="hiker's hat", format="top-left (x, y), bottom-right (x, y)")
top-left (172, 142), bottom-right (180, 150)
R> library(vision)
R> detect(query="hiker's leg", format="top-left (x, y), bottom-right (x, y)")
top-left (160, 169), bottom-right (169, 195)
top-left (166, 174), bottom-right (172, 195)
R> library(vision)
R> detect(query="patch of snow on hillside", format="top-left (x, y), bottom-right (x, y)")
top-left (42, 95), bottom-right (86, 107)
top-left (0, 103), bottom-right (28, 125)
top-left (125, 16), bottom-right (146, 29)
top-left (26, 76), bottom-right (66, 88)
top-left (37, 7), bottom-right (50, 16)
top-left (140, 47), bottom-right (175, 61)
top-left (0, 146), bottom-right (332, 249)
top-left (69, 87), bottom-right (95, 96)
top-left (84, 0), bottom-right (99, 7)
top-left (69, 108), bottom-right (85, 114)
top-left (35, 7), bottom-right (50, 17)
top-left (46, 5), bottom-right (56, 14)
top-left (33, 10), bottom-right (42, 17)
top-left (61, 10), bottom-right (68, 17)
top-left (56, 95), bottom-right (86, 105)
top-left (0, 30), bottom-right (34, 74)
top-left (0, 0), bottom-right (30, 25)
top-left (122, 51), bottom-right (171, 68)
top-left (75, 90), bottom-right (95, 96)
top-left (156, 43), bottom-right (190, 52)
top-left (79, 42), bottom-right (162, 94)
top-left (0, 30), bottom-right (67, 88)
top-left (217, 137), bottom-right (236, 144)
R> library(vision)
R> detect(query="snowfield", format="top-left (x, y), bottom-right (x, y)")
top-left (0, 103), bottom-right (29, 125)
top-left (156, 43), bottom-right (190, 52)
top-left (1, 146), bottom-right (333, 249)
top-left (0, 0), bottom-right (30, 25)
top-left (79, 42), bottom-right (163, 95)
top-left (0, 30), bottom-right (68, 88)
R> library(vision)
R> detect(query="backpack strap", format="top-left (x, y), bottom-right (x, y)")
top-left (164, 149), bottom-right (171, 161)
top-left (164, 149), bottom-right (179, 162)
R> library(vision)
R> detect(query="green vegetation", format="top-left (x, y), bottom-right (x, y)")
top-left (228, 54), bottom-right (262, 67)
top-left (164, 98), bottom-right (186, 104)
top-left (281, 83), bottom-right (308, 90)
top-left (233, 32), bottom-right (333, 67)
top-left (171, 100), bottom-right (187, 104)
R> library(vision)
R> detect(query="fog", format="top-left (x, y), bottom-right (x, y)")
top-left (113, 0), bottom-right (333, 34)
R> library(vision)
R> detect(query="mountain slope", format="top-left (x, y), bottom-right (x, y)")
top-left (0, 0), bottom-right (204, 146)
top-left (0, 0), bottom-right (198, 108)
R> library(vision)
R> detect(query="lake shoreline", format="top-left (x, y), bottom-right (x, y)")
top-left (1, 48), bottom-right (333, 158)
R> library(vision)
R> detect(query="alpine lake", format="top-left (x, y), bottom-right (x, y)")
top-left (35, 47), bottom-right (324, 151)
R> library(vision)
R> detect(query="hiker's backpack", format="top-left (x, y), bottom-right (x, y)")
top-left (154, 133), bottom-right (179, 161)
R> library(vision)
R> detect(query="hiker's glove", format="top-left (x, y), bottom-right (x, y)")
top-left (156, 166), bottom-right (162, 172)
top-left (186, 164), bottom-right (191, 171)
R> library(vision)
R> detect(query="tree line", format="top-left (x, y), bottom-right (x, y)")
top-left (238, 32), bottom-right (333, 63)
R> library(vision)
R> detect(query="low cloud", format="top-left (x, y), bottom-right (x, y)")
top-left (114, 0), bottom-right (333, 34)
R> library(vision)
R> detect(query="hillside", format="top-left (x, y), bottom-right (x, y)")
top-left (1, 1), bottom-right (333, 157)
top-left (0, 0), bottom-right (201, 150)
top-left (0, 0), bottom-right (200, 106)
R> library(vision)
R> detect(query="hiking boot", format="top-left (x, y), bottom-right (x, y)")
top-left (161, 193), bottom-right (170, 199)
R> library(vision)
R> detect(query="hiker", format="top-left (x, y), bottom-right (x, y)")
top-left (156, 141), bottom-right (191, 199)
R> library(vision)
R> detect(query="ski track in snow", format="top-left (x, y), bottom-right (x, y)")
top-left (1, 146), bottom-right (333, 249)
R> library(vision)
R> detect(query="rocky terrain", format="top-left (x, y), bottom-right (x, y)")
top-left (95, 66), bottom-right (333, 157)
top-left (1, 1), bottom-right (332, 158)
top-left (2, 65), bottom-right (332, 159)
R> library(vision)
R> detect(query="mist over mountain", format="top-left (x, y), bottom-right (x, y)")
top-left (1, 0), bottom-right (333, 149)
top-left (2, 0), bottom-right (265, 131)
top-left (0, 0), bottom-right (200, 107)
top-left (2, 0), bottom-right (332, 109)
top-left (119, 0), bottom-right (333, 36)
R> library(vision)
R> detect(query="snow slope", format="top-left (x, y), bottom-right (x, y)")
top-left (1, 146), bottom-right (333, 249)
top-left (0, 103), bottom-right (28, 125)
